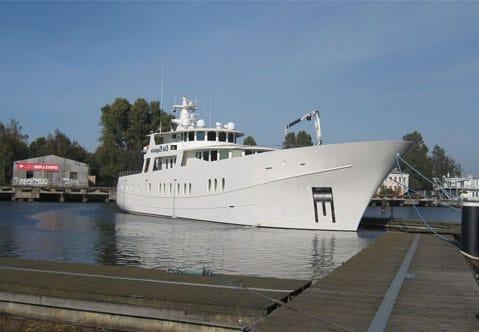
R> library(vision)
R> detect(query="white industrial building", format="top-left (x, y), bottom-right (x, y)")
top-left (376, 168), bottom-right (410, 197)
top-left (435, 175), bottom-right (479, 200)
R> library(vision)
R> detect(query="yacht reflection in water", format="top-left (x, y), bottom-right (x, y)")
top-left (113, 212), bottom-right (379, 279)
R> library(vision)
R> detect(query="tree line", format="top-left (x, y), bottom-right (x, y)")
top-left (0, 98), bottom-right (462, 189)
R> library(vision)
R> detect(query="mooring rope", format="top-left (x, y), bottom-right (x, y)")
top-left (395, 153), bottom-right (459, 247)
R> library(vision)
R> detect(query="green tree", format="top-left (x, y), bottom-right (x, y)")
top-left (283, 132), bottom-right (296, 149)
top-left (0, 119), bottom-right (29, 185)
top-left (402, 131), bottom-right (433, 190)
top-left (95, 98), bottom-right (173, 185)
top-left (243, 136), bottom-right (257, 146)
top-left (296, 130), bottom-right (313, 147)
top-left (29, 130), bottom-right (89, 163)
top-left (431, 145), bottom-right (461, 178)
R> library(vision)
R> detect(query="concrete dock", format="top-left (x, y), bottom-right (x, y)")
top-left (0, 232), bottom-right (477, 331)
top-left (253, 232), bottom-right (479, 331)
top-left (0, 257), bottom-right (309, 331)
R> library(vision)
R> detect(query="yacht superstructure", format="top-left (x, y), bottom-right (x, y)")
top-left (117, 97), bottom-right (410, 231)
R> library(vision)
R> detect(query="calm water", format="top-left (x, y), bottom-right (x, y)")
top-left (0, 202), bottom-right (383, 280)
top-left (364, 206), bottom-right (460, 224)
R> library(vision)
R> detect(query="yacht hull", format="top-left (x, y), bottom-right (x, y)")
top-left (117, 140), bottom-right (410, 231)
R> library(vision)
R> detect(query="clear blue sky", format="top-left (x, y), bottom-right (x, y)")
top-left (1, 2), bottom-right (478, 173)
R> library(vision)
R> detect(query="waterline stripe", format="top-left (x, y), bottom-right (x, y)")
top-left (367, 234), bottom-right (420, 332)
top-left (0, 265), bottom-right (294, 293)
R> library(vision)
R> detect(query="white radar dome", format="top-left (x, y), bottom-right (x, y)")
top-left (197, 119), bottom-right (205, 128)
top-left (227, 122), bottom-right (235, 130)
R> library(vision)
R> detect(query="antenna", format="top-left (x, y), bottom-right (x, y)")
top-left (160, 60), bottom-right (166, 104)
top-left (208, 90), bottom-right (214, 128)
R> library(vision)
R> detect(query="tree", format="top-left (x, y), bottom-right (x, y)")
top-left (431, 145), bottom-right (461, 178)
top-left (282, 131), bottom-right (313, 148)
top-left (243, 136), bottom-right (257, 146)
top-left (0, 119), bottom-right (29, 185)
top-left (28, 130), bottom-right (90, 163)
top-left (283, 132), bottom-right (296, 149)
top-left (296, 130), bottom-right (313, 147)
top-left (402, 131), bottom-right (433, 190)
top-left (95, 98), bottom-right (173, 185)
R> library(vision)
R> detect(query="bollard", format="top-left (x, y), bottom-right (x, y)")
top-left (460, 201), bottom-right (479, 260)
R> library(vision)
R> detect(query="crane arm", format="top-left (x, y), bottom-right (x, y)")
top-left (284, 110), bottom-right (322, 145)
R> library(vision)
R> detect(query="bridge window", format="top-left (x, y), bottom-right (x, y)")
top-left (197, 131), bottom-right (205, 141)
top-left (220, 150), bottom-right (229, 160)
top-left (154, 135), bottom-right (164, 145)
top-left (219, 132), bottom-right (226, 142)
top-left (188, 131), bottom-right (195, 141)
top-left (211, 150), bottom-right (218, 161)
top-left (203, 151), bottom-right (209, 161)
top-left (143, 158), bottom-right (151, 173)
top-left (153, 157), bottom-right (162, 171)
top-left (228, 133), bottom-right (234, 143)
top-left (207, 131), bottom-right (216, 141)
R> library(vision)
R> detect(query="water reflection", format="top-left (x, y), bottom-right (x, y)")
top-left (0, 202), bottom-right (381, 279)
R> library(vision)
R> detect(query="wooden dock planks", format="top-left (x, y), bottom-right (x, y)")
top-left (253, 232), bottom-right (479, 331)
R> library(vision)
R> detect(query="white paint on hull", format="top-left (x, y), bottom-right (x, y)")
top-left (117, 140), bottom-right (410, 231)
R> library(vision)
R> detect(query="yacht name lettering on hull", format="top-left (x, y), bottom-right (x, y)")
top-left (151, 145), bottom-right (169, 153)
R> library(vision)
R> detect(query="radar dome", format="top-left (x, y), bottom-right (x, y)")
top-left (227, 122), bottom-right (235, 130)
top-left (197, 119), bottom-right (205, 128)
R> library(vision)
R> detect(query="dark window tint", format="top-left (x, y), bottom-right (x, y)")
top-left (202, 151), bottom-right (209, 161)
top-left (143, 158), bottom-right (151, 173)
top-left (188, 131), bottom-right (195, 141)
top-left (70, 172), bottom-right (78, 180)
top-left (218, 132), bottom-right (226, 142)
top-left (245, 150), bottom-right (253, 155)
top-left (197, 131), bottom-right (205, 140)
top-left (171, 145), bottom-right (177, 150)
top-left (26, 171), bottom-right (33, 178)
top-left (228, 133), bottom-right (234, 143)
top-left (207, 131), bottom-right (216, 141)
top-left (211, 151), bottom-right (218, 161)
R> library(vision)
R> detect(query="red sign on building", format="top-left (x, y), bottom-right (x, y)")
top-left (16, 163), bottom-right (60, 172)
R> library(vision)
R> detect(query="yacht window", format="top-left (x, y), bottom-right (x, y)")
top-left (227, 133), bottom-right (234, 142)
top-left (196, 152), bottom-right (202, 159)
top-left (214, 178), bottom-right (218, 191)
top-left (169, 183), bottom-right (172, 194)
top-left (189, 183), bottom-right (192, 195)
top-left (211, 150), bottom-right (218, 161)
top-left (143, 158), bottom-right (151, 173)
top-left (148, 183), bottom-right (151, 194)
top-left (171, 145), bottom-right (177, 150)
top-left (197, 131), bottom-right (205, 141)
top-left (245, 150), bottom-right (253, 156)
top-left (172, 134), bottom-right (177, 139)
top-left (184, 183), bottom-right (187, 195)
top-left (218, 132), bottom-right (226, 142)
top-left (231, 150), bottom-right (243, 158)
top-left (202, 151), bottom-right (209, 161)
top-left (182, 133), bottom-right (187, 142)
top-left (165, 159), bottom-right (169, 169)
top-left (219, 150), bottom-right (229, 160)
top-left (207, 131), bottom-right (216, 141)
top-left (208, 179), bottom-right (212, 192)
top-left (177, 183), bottom-right (180, 194)
top-left (163, 183), bottom-right (166, 194)
top-left (153, 157), bottom-right (162, 171)
top-left (154, 135), bottom-right (164, 145)
top-left (222, 178), bottom-right (225, 191)
top-left (188, 131), bottom-right (195, 141)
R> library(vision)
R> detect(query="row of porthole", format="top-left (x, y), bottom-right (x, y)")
top-left (151, 182), bottom-right (192, 196)
top-left (123, 184), bottom-right (140, 192)
top-left (208, 178), bottom-right (225, 193)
